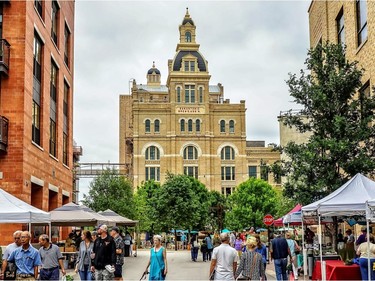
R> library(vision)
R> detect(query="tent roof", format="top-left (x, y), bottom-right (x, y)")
top-left (50, 203), bottom-right (112, 226)
top-left (302, 173), bottom-right (375, 216)
top-left (0, 188), bottom-right (50, 223)
top-left (274, 204), bottom-right (302, 226)
top-left (98, 209), bottom-right (138, 227)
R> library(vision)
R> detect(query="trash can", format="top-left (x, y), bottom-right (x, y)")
top-left (307, 248), bottom-right (314, 279)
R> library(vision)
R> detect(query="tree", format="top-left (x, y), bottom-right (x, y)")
top-left (82, 168), bottom-right (135, 218)
top-left (208, 191), bottom-right (227, 231)
top-left (225, 178), bottom-right (278, 231)
top-left (278, 43), bottom-right (375, 205)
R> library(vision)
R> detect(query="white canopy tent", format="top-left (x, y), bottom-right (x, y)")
top-left (0, 188), bottom-right (50, 224)
top-left (301, 173), bottom-right (375, 281)
top-left (98, 209), bottom-right (138, 227)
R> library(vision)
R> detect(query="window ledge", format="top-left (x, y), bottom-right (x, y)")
top-left (51, 38), bottom-right (61, 54)
top-left (34, 6), bottom-right (46, 27)
top-left (32, 141), bottom-right (44, 151)
top-left (63, 163), bottom-right (70, 170)
top-left (64, 61), bottom-right (72, 74)
top-left (49, 154), bottom-right (59, 162)
top-left (356, 38), bottom-right (368, 55)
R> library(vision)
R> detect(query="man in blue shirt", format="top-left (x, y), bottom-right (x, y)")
top-left (270, 234), bottom-right (291, 281)
top-left (5, 231), bottom-right (42, 280)
top-left (1, 230), bottom-right (22, 278)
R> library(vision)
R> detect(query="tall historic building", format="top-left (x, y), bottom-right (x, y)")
top-left (119, 9), bottom-right (280, 194)
top-left (0, 0), bottom-right (75, 242)
top-left (308, 0), bottom-right (373, 95)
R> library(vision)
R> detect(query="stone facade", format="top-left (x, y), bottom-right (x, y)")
top-left (119, 10), bottom-right (280, 195)
top-left (0, 1), bottom-right (75, 243)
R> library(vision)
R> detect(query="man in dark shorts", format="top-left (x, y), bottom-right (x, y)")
top-left (110, 227), bottom-right (125, 280)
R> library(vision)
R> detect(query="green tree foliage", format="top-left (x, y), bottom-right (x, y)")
top-left (82, 168), bottom-right (135, 218)
top-left (278, 43), bottom-right (375, 205)
top-left (208, 191), bottom-right (227, 231)
top-left (225, 178), bottom-right (278, 231)
top-left (133, 180), bottom-right (161, 232)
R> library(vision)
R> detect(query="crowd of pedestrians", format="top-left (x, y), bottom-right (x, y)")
top-left (0, 225), bottom-right (133, 281)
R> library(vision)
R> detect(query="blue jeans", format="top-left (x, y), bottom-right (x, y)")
top-left (40, 267), bottom-right (59, 280)
top-left (359, 258), bottom-right (375, 281)
top-left (274, 258), bottom-right (288, 281)
top-left (191, 247), bottom-right (198, 261)
top-left (78, 265), bottom-right (92, 280)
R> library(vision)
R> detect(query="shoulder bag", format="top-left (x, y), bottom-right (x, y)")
top-left (237, 251), bottom-right (257, 281)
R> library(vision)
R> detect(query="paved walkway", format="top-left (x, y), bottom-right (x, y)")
top-left (66, 249), bottom-right (278, 280)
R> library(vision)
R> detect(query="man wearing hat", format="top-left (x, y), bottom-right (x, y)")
top-left (91, 225), bottom-right (116, 281)
top-left (110, 227), bottom-right (125, 280)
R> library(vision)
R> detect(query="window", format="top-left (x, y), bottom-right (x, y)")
top-left (35, 0), bottom-right (43, 18)
top-left (199, 87), bottom-right (203, 103)
top-left (32, 34), bottom-right (43, 145)
top-left (184, 61), bottom-right (195, 72)
top-left (220, 120), bottom-right (225, 133)
top-left (145, 146), bottom-right (160, 160)
top-left (185, 85), bottom-right (195, 103)
top-left (221, 187), bottom-right (234, 196)
top-left (63, 81), bottom-right (69, 165)
top-left (51, 1), bottom-right (59, 46)
top-left (183, 146), bottom-right (198, 160)
top-left (64, 24), bottom-right (71, 67)
top-left (356, 0), bottom-right (367, 46)
top-left (177, 87), bottom-right (181, 103)
top-left (248, 166), bottom-right (257, 178)
top-left (145, 167), bottom-right (160, 181)
top-left (154, 119), bottom-right (160, 133)
top-left (221, 166), bottom-right (235, 181)
top-left (145, 119), bottom-right (151, 133)
top-left (229, 120), bottom-right (235, 133)
top-left (180, 119), bottom-right (185, 132)
top-left (49, 60), bottom-right (58, 157)
top-left (221, 146), bottom-right (235, 160)
top-left (260, 165), bottom-right (269, 181)
top-left (185, 31), bottom-right (191, 42)
top-left (188, 119), bottom-right (193, 132)
top-left (184, 166), bottom-right (198, 179)
top-left (336, 9), bottom-right (345, 46)
top-left (196, 120), bottom-right (201, 132)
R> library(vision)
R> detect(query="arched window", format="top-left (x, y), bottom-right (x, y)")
top-left (229, 120), bottom-right (235, 133)
top-left (199, 87), bottom-right (203, 103)
top-left (154, 119), bottom-right (160, 133)
top-left (181, 119), bottom-right (185, 132)
top-left (221, 146), bottom-right (235, 160)
top-left (196, 120), bottom-right (201, 132)
top-left (145, 146), bottom-right (160, 160)
top-left (177, 87), bottom-right (181, 103)
top-left (185, 31), bottom-right (191, 42)
top-left (188, 119), bottom-right (193, 132)
top-left (183, 146), bottom-right (198, 160)
top-left (220, 120), bottom-right (226, 133)
top-left (145, 119), bottom-right (151, 133)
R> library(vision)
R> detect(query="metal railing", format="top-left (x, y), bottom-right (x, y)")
top-left (0, 39), bottom-right (10, 70)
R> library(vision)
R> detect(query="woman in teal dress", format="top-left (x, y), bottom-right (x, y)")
top-left (145, 235), bottom-right (168, 280)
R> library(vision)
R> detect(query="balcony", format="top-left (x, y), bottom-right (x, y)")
top-left (0, 116), bottom-right (9, 152)
top-left (0, 39), bottom-right (10, 76)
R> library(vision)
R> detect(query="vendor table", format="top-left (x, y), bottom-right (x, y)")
top-left (312, 260), bottom-right (361, 280)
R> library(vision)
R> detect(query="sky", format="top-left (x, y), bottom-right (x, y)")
top-left (73, 0), bottom-right (311, 199)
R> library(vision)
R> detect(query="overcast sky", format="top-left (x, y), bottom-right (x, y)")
top-left (73, 0), bottom-right (311, 199)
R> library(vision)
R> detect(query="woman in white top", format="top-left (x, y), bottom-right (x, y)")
top-left (356, 234), bottom-right (375, 281)
top-left (286, 232), bottom-right (300, 280)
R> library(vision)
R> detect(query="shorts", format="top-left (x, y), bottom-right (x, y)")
top-left (114, 264), bottom-right (123, 277)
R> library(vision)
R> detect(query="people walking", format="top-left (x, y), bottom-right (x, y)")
top-left (111, 226), bottom-right (125, 280)
top-left (201, 238), bottom-right (208, 262)
top-left (205, 233), bottom-right (214, 261)
top-left (1, 230), bottom-right (22, 279)
top-left (190, 234), bottom-right (199, 262)
top-left (234, 234), bottom-right (244, 258)
top-left (144, 235), bottom-right (168, 280)
top-left (75, 230), bottom-right (94, 281)
top-left (38, 234), bottom-right (66, 280)
top-left (235, 237), bottom-right (265, 281)
top-left (124, 232), bottom-right (132, 257)
top-left (5, 231), bottom-right (42, 281)
top-left (209, 232), bottom-right (238, 280)
top-left (91, 225), bottom-right (116, 281)
top-left (270, 234), bottom-right (291, 281)
top-left (254, 234), bottom-right (267, 280)
top-left (285, 232), bottom-right (299, 280)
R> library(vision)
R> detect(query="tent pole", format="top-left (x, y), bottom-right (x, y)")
top-left (366, 202), bottom-right (371, 281)
top-left (301, 211), bottom-right (306, 281)
top-left (318, 212), bottom-right (325, 281)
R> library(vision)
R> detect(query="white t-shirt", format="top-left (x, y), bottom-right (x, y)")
top-left (212, 243), bottom-right (239, 280)
top-left (358, 242), bottom-right (375, 259)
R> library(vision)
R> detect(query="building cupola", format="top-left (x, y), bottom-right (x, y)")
top-left (147, 61), bottom-right (161, 86)
top-left (178, 8), bottom-right (197, 46)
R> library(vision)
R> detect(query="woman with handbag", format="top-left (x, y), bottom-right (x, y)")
top-left (235, 237), bottom-right (265, 281)
top-left (190, 234), bottom-right (199, 262)
top-left (75, 230), bottom-right (94, 281)
top-left (285, 232), bottom-right (299, 280)
top-left (144, 235), bottom-right (168, 280)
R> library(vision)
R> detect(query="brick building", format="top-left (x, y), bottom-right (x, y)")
top-left (0, 0), bottom-right (75, 243)
top-left (119, 10), bottom-right (280, 195)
